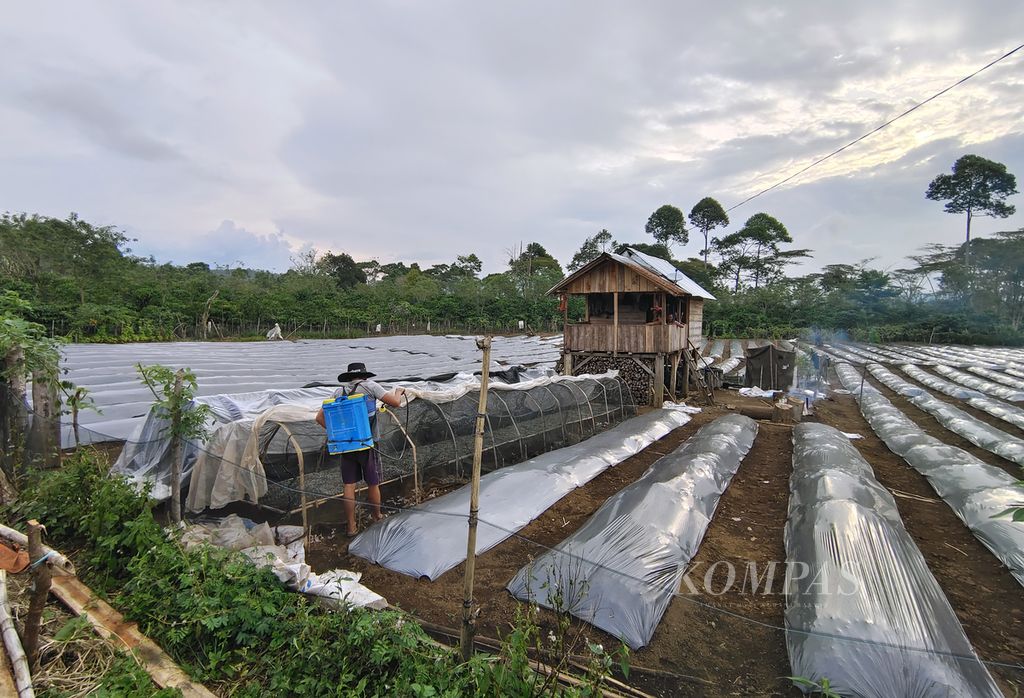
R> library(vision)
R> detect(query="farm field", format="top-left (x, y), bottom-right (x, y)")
top-left (43, 339), bottom-right (1024, 695)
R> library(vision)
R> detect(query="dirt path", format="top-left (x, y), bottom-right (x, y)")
top-left (815, 389), bottom-right (1024, 695)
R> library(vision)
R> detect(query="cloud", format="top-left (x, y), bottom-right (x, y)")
top-left (0, 0), bottom-right (1021, 278)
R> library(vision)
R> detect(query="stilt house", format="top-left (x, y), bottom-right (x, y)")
top-left (550, 247), bottom-right (715, 405)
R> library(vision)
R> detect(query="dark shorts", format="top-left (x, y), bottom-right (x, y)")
top-left (337, 448), bottom-right (382, 486)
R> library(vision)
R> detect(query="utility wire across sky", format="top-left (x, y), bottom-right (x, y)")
top-left (726, 42), bottom-right (1024, 213)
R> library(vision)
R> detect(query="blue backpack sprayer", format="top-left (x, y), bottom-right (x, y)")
top-left (322, 392), bottom-right (375, 454)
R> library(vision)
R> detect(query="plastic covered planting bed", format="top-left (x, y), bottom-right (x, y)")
top-left (866, 363), bottom-right (1024, 466)
top-left (835, 362), bottom-right (1024, 587)
top-left (786, 423), bottom-right (1000, 697)
top-left (349, 406), bottom-right (695, 580)
top-left (507, 414), bottom-right (757, 649)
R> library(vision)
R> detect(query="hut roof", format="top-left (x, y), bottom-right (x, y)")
top-left (549, 247), bottom-right (716, 300)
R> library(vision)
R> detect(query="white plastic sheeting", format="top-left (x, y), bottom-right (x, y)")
top-left (968, 365), bottom-right (1024, 391)
top-left (867, 363), bottom-right (1024, 466)
top-left (59, 334), bottom-right (562, 443)
top-left (901, 365), bottom-right (1024, 432)
top-left (933, 365), bottom-right (1024, 402)
top-left (506, 414), bottom-right (757, 649)
top-left (786, 423), bottom-right (1000, 697)
top-left (181, 515), bottom-right (387, 609)
top-left (349, 406), bottom-right (696, 581)
top-left (835, 362), bottom-right (1024, 587)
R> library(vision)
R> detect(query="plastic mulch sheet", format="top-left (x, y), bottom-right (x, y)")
top-left (835, 362), bottom-right (1024, 587)
top-left (348, 406), bottom-right (695, 581)
top-left (932, 364), bottom-right (1024, 402)
top-left (867, 363), bottom-right (1024, 465)
top-left (506, 414), bottom-right (757, 649)
top-left (786, 423), bottom-right (1000, 697)
top-left (901, 364), bottom-right (1024, 432)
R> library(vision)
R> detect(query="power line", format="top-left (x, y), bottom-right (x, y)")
top-left (726, 42), bottom-right (1024, 213)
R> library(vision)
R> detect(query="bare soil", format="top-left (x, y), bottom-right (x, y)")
top-left (303, 382), bottom-right (1024, 696)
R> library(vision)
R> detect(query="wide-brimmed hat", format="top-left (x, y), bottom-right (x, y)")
top-left (338, 362), bottom-right (376, 382)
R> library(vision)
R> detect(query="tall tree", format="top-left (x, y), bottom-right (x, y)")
top-left (317, 251), bottom-right (367, 289)
top-left (926, 154), bottom-right (1018, 265)
top-left (688, 197), bottom-right (729, 267)
top-left (568, 229), bottom-right (616, 271)
top-left (644, 205), bottom-right (688, 251)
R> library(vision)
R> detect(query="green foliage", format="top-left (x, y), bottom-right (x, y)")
top-left (644, 205), bottom-right (688, 251)
top-left (136, 364), bottom-right (211, 444)
top-left (567, 230), bottom-right (616, 272)
top-left (688, 197), bottom-right (729, 266)
top-left (0, 290), bottom-right (60, 383)
top-left (13, 450), bottom-right (621, 697)
top-left (926, 154), bottom-right (1018, 248)
top-left (787, 675), bottom-right (840, 697)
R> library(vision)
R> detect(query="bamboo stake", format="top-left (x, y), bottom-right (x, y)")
top-left (0, 524), bottom-right (75, 576)
top-left (0, 570), bottom-right (32, 697)
top-left (169, 369), bottom-right (185, 524)
top-left (23, 521), bottom-right (50, 672)
top-left (276, 422), bottom-right (308, 539)
top-left (460, 335), bottom-right (492, 661)
top-left (387, 408), bottom-right (421, 502)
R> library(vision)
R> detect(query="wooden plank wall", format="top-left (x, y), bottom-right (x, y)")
top-left (564, 259), bottom-right (664, 294)
top-left (688, 298), bottom-right (704, 344)
top-left (565, 323), bottom-right (687, 354)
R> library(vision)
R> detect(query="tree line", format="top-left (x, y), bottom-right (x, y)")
top-left (0, 153), bottom-right (1019, 344)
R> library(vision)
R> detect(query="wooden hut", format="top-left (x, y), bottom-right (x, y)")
top-left (549, 247), bottom-right (715, 406)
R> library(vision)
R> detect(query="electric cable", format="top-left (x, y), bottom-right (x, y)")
top-left (726, 42), bottom-right (1024, 213)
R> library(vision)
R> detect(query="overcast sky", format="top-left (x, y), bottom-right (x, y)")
top-left (2, 2), bottom-right (1022, 276)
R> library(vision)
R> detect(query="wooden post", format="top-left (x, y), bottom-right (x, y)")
top-left (29, 372), bottom-right (60, 469)
top-left (682, 352), bottom-right (690, 398)
top-left (612, 292), bottom-right (619, 357)
top-left (669, 352), bottom-right (679, 402)
top-left (654, 353), bottom-right (665, 406)
top-left (563, 352), bottom-right (573, 377)
top-left (23, 520), bottom-right (51, 673)
top-left (169, 369), bottom-right (185, 524)
top-left (461, 335), bottom-right (492, 662)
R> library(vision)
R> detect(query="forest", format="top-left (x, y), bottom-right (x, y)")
top-left (1, 155), bottom-right (1021, 345)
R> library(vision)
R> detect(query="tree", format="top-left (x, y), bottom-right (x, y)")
top-left (567, 229), bottom-right (616, 271)
top-left (688, 197), bottom-right (729, 267)
top-left (644, 205), bottom-right (688, 251)
top-left (926, 154), bottom-right (1018, 265)
top-left (507, 242), bottom-right (563, 299)
top-left (712, 213), bottom-right (808, 289)
top-left (317, 251), bottom-right (367, 289)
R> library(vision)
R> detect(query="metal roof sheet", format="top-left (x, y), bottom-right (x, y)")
top-left (621, 248), bottom-right (716, 300)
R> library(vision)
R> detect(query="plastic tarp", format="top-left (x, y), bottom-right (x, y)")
top-left (933, 365), bottom-right (1024, 402)
top-left (59, 334), bottom-right (563, 443)
top-left (349, 405), bottom-right (696, 581)
top-left (506, 414), bottom-right (757, 649)
top-left (786, 423), bottom-right (1000, 697)
top-left (835, 362), bottom-right (1024, 587)
top-left (867, 363), bottom-right (1024, 465)
top-left (968, 365), bottom-right (1024, 391)
top-left (901, 364), bottom-right (1024, 432)
top-left (745, 345), bottom-right (795, 389)
top-left (181, 515), bottom-right (387, 609)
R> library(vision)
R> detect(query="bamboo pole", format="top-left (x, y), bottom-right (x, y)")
top-left (0, 524), bottom-right (75, 576)
top-left (387, 409), bottom-right (420, 502)
top-left (169, 369), bottom-right (185, 524)
top-left (612, 292), bottom-right (619, 357)
top-left (460, 335), bottom-right (492, 661)
top-left (0, 570), bottom-right (32, 697)
top-left (23, 521), bottom-right (51, 672)
top-left (277, 423), bottom-right (308, 539)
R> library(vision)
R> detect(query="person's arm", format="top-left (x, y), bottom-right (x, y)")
top-left (315, 408), bottom-right (325, 428)
top-left (379, 387), bottom-right (406, 408)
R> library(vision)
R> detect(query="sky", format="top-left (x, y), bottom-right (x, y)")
top-left (2, 2), bottom-right (1022, 276)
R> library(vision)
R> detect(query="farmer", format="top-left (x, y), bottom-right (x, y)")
top-left (315, 362), bottom-right (406, 536)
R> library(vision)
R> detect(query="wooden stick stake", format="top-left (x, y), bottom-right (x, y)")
top-left (460, 335), bottom-right (492, 661)
top-left (23, 520), bottom-right (51, 673)
top-left (0, 569), bottom-right (32, 697)
top-left (169, 369), bottom-right (185, 524)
